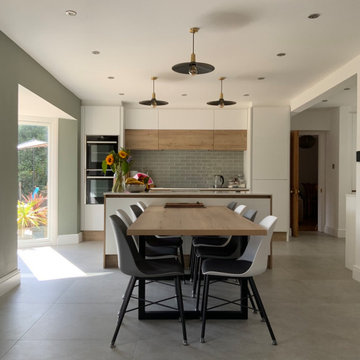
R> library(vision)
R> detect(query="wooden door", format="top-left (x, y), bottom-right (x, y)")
top-left (290, 131), bottom-right (299, 237)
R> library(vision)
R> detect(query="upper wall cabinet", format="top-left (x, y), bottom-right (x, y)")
top-left (124, 108), bottom-right (158, 129)
top-left (82, 106), bottom-right (121, 135)
top-left (158, 109), bottom-right (213, 130)
top-left (214, 109), bottom-right (248, 130)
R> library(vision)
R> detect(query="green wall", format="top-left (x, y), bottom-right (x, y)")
top-left (0, 31), bottom-right (81, 281)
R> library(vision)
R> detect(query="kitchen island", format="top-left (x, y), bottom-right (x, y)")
top-left (103, 190), bottom-right (272, 268)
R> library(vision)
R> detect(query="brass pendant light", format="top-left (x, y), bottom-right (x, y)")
top-left (172, 27), bottom-right (215, 76)
top-left (207, 77), bottom-right (236, 108)
top-left (139, 77), bottom-right (168, 108)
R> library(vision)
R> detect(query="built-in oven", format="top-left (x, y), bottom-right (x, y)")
top-left (85, 135), bottom-right (118, 204)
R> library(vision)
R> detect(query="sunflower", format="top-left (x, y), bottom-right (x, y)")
top-left (119, 150), bottom-right (127, 159)
top-left (105, 154), bottom-right (114, 165)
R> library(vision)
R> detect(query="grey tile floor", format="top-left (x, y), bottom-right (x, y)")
top-left (1, 232), bottom-right (360, 359)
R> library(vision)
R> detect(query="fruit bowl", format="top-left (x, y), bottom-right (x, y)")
top-left (125, 183), bottom-right (146, 193)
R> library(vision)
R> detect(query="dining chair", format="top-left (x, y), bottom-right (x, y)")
top-left (109, 215), bottom-right (188, 348)
top-left (192, 208), bottom-right (258, 311)
top-left (191, 205), bottom-right (249, 300)
top-left (189, 201), bottom-right (238, 278)
top-left (116, 209), bottom-right (178, 259)
top-left (200, 215), bottom-right (278, 345)
top-left (129, 204), bottom-right (185, 266)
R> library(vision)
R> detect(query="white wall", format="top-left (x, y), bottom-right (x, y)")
top-left (292, 107), bottom-right (355, 237)
top-left (251, 107), bottom-right (290, 236)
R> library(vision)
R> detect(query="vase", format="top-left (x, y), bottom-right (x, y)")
top-left (112, 171), bottom-right (124, 193)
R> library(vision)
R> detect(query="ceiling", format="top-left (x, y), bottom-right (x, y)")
top-left (1, 0), bottom-right (360, 109)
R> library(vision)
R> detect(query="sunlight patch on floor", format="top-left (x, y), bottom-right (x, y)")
top-left (18, 247), bottom-right (87, 281)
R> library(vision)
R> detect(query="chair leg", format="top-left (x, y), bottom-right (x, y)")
top-left (110, 276), bottom-right (137, 349)
top-left (179, 246), bottom-right (186, 284)
top-left (200, 275), bottom-right (210, 343)
top-left (248, 277), bottom-right (277, 345)
top-left (195, 257), bottom-right (203, 311)
top-left (192, 255), bottom-right (199, 298)
top-left (175, 276), bottom-right (188, 346)
top-left (246, 281), bottom-right (257, 314)
top-left (189, 244), bottom-right (195, 281)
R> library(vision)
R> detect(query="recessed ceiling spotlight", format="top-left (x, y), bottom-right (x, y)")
top-left (92, 50), bottom-right (100, 55)
top-left (257, 77), bottom-right (265, 80)
top-left (308, 13), bottom-right (320, 19)
top-left (181, 94), bottom-right (188, 96)
top-left (344, 87), bottom-right (351, 90)
top-left (243, 94), bottom-right (250, 97)
top-left (65, 10), bottom-right (77, 16)
top-left (322, 99), bottom-right (328, 102)
top-left (107, 76), bottom-right (115, 80)
top-left (277, 53), bottom-right (286, 57)
top-left (118, 93), bottom-right (125, 96)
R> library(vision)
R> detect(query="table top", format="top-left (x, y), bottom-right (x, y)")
top-left (127, 206), bottom-right (267, 236)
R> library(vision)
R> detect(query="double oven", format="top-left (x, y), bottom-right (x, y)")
top-left (86, 135), bottom-right (118, 204)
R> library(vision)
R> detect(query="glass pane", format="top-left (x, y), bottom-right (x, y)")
top-left (17, 124), bottom-right (49, 242)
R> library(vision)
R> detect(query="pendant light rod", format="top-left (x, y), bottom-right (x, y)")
top-left (172, 27), bottom-right (214, 75)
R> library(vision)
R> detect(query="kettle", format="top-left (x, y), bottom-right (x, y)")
top-left (214, 175), bottom-right (224, 188)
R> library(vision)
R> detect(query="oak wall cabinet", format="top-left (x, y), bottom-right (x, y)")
top-left (158, 130), bottom-right (214, 150)
top-left (213, 130), bottom-right (247, 150)
top-left (125, 129), bottom-right (159, 150)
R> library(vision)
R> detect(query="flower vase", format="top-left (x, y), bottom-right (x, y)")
top-left (112, 171), bottom-right (124, 193)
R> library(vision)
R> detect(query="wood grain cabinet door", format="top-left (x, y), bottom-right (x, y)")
top-left (158, 130), bottom-right (214, 150)
top-left (125, 129), bottom-right (159, 150)
top-left (213, 130), bottom-right (247, 150)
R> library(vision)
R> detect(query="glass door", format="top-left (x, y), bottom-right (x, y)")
top-left (17, 118), bottom-right (57, 247)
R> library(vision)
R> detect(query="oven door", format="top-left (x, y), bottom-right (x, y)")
top-left (86, 137), bottom-right (118, 170)
top-left (86, 176), bottom-right (113, 204)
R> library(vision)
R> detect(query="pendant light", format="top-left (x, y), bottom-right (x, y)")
top-left (207, 77), bottom-right (236, 108)
top-left (172, 27), bottom-right (215, 75)
top-left (139, 77), bottom-right (168, 108)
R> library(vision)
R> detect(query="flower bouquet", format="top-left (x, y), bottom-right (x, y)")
top-left (102, 148), bottom-right (133, 192)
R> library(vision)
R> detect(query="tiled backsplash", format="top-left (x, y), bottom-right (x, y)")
top-left (131, 150), bottom-right (244, 188)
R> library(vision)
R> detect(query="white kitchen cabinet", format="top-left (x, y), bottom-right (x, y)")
top-left (82, 106), bottom-right (121, 135)
top-left (214, 109), bottom-right (248, 130)
top-left (124, 108), bottom-right (158, 129)
top-left (158, 109), bottom-right (213, 129)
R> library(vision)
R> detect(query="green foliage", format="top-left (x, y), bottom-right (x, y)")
top-left (102, 148), bottom-right (133, 175)
top-left (17, 193), bottom-right (48, 229)
top-left (18, 125), bottom-right (48, 198)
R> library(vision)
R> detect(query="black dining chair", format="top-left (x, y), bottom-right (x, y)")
top-left (116, 208), bottom-right (178, 259)
top-left (200, 215), bottom-right (278, 345)
top-left (109, 215), bottom-right (188, 348)
top-left (129, 204), bottom-right (185, 266)
top-left (192, 208), bottom-right (258, 311)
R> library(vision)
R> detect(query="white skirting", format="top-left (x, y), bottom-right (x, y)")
top-left (352, 265), bottom-right (360, 282)
top-left (0, 269), bottom-right (20, 297)
top-left (57, 232), bottom-right (83, 245)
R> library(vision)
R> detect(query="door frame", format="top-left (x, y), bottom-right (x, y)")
top-left (298, 130), bottom-right (326, 233)
top-left (18, 115), bottom-right (58, 248)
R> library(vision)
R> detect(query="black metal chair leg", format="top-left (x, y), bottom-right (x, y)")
top-left (200, 275), bottom-right (210, 343)
top-left (189, 244), bottom-right (195, 281)
top-left (179, 246), bottom-right (186, 284)
top-left (249, 277), bottom-right (277, 345)
top-left (175, 276), bottom-right (188, 345)
top-left (195, 257), bottom-right (203, 311)
top-left (192, 255), bottom-right (199, 297)
top-left (246, 281), bottom-right (257, 314)
top-left (110, 276), bottom-right (137, 348)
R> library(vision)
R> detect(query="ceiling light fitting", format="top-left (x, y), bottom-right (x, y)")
top-left (172, 27), bottom-right (215, 76)
top-left (344, 87), bottom-right (351, 90)
top-left (92, 50), bottom-right (100, 55)
top-left (65, 10), bottom-right (77, 16)
top-left (277, 52), bottom-right (286, 57)
top-left (257, 77), bottom-right (265, 80)
top-left (207, 77), bottom-right (236, 108)
top-left (139, 77), bottom-right (168, 108)
top-left (107, 76), bottom-right (115, 79)
top-left (308, 13), bottom-right (320, 19)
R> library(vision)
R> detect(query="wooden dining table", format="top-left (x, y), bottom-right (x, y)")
top-left (127, 205), bottom-right (267, 320)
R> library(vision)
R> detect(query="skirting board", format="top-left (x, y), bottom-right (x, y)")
top-left (324, 226), bottom-right (345, 238)
top-left (352, 265), bottom-right (360, 282)
top-left (57, 232), bottom-right (83, 245)
top-left (0, 269), bottom-right (20, 297)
